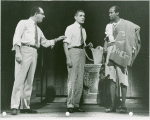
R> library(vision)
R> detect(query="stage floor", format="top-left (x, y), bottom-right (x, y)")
top-left (1, 98), bottom-right (149, 119)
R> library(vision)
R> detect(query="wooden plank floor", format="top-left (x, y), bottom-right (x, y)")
top-left (1, 98), bottom-right (149, 119)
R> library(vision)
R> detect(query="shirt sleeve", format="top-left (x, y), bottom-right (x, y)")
top-left (12, 20), bottom-right (25, 50)
top-left (63, 26), bottom-right (72, 44)
top-left (105, 24), bottom-right (111, 37)
top-left (40, 31), bottom-right (55, 48)
top-left (105, 24), bottom-right (115, 42)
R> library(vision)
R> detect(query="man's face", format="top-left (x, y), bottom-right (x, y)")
top-left (109, 7), bottom-right (118, 21)
top-left (75, 12), bottom-right (85, 24)
top-left (35, 8), bottom-right (45, 23)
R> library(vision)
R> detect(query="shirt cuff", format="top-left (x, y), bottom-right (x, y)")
top-left (12, 43), bottom-right (21, 51)
top-left (49, 40), bottom-right (55, 45)
top-left (63, 39), bottom-right (70, 44)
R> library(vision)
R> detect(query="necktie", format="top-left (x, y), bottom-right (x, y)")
top-left (80, 26), bottom-right (84, 47)
top-left (34, 23), bottom-right (38, 47)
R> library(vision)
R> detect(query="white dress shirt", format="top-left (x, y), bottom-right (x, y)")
top-left (12, 18), bottom-right (55, 50)
top-left (63, 22), bottom-right (86, 48)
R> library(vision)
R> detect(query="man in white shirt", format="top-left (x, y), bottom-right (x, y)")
top-left (63, 10), bottom-right (93, 113)
top-left (11, 6), bottom-right (66, 115)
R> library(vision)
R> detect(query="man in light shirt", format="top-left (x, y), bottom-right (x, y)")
top-left (11, 6), bottom-right (66, 115)
top-left (63, 10), bottom-right (93, 113)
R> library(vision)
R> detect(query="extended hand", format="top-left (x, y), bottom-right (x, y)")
top-left (16, 53), bottom-right (22, 64)
top-left (56, 36), bottom-right (66, 42)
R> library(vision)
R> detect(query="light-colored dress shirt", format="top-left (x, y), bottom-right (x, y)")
top-left (63, 22), bottom-right (86, 48)
top-left (12, 18), bottom-right (55, 50)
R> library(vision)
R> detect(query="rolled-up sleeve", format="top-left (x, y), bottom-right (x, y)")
top-left (63, 26), bottom-right (72, 44)
top-left (12, 20), bottom-right (25, 50)
top-left (40, 31), bottom-right (55, 48)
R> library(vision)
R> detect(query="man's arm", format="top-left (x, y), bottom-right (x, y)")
top-left (40, 32), bottom-right (66, 48)
top-left (63, 26), bottom-right (72, 68)
top-left (63, 42), bottom-right (72, 68)
top-left (103, 39), bottom-right (108, 53)
top-left (103, 24), bottom-right (114, 53)
top-left (14, 45), bottom-right (22, 64)
top-left (130, 26), bottom-right (141, 66)
top-left (12, 20), bottom-right (25, 50)
top-left (41, 37), bottom-right (55, 48)
top-left (13, 20), bottom-right (25, 64)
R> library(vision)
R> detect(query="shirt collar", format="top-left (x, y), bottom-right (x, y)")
top-left (74, 21), bottom-right (81, 28)
top-left (29, 17), bottom-right (36, 24)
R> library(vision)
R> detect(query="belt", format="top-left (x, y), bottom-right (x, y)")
top-left (71, 44), bottom-right (84, 49)
top-left (72, 46), bottom-right (84, 49)
top-left (69, 46), bottom-right (83, 50)
top-left (22, 43), bottom-right (38, 49)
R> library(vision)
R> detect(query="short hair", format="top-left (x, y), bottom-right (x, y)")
top-left (112, 6), bottom-right (121, 13)
top-left (74, 10), bottom-right (85, 16)
top-left (30, 6), bottom-right (41, 16)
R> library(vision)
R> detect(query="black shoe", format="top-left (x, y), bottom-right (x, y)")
top-left (74, 107), bottom-right (85, 112)
top-left (105, 107), bottom-right (116, 113)
top-left (11, 108), bottom-right (17, 115)
top-left (20, 109), bottom-right (37, 114)
top-left (67, 108), bottom-right (74, 113)
top-left (119, 106), bottom-right (127, 113)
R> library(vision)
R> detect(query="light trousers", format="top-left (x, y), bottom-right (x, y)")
top-left (11, 46), bottom-right (37, 109)
top-left (67, 48), bottom-right (85, 108)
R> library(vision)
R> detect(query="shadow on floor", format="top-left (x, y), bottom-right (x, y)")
top-left (30, 100), bottom-right (48, 110)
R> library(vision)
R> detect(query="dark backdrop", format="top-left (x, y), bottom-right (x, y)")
top-left (1, 1), bottom-right (149, 109)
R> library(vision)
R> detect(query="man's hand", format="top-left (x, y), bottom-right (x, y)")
top-left (16, 53), bottom-right (22, 64)
top-left (88, 42), bottom-right (93, 49)
top-left (84, 42), bottom-right (93, 49)
top-left (66, 58), bottom-right (73, 68)
top-left (55, 36), bottom-right (66, 43)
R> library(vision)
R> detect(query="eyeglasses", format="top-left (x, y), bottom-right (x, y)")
top-left (38, 13), bottom-right (45, 16)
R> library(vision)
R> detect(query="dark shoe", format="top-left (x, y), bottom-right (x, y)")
top-left (11, 108), bottom-right (17, 115)
top-left (119, 106), bottom-right (127, 113)
top-left (105, 107), bottom-right (116, 113)
top-left (20, 109), bottom-right (37, 114)
top-left (74, 107), bottom-right (85, 112)
top-left (67, 108), bottom-right (74, 113)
